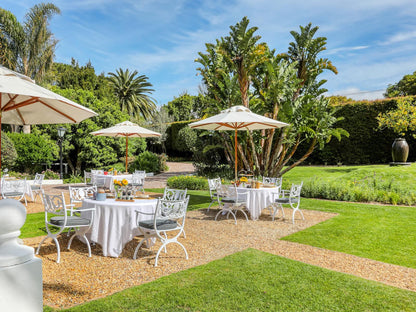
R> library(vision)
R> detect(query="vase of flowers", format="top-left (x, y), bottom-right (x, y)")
top-left (113, 179), bottom-right (129, 199)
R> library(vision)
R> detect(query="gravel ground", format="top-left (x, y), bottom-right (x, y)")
top-left (20, 162), bottom-right (416, 309)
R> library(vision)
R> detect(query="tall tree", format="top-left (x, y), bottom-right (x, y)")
top-left (196, 17), bottom-right (347, 177)
top-left (385, 71), bottom-right (416, 98)
top-left (0, 3), bottom-right (61, 82)
top-left (107, 68), bottom-right (157, 119)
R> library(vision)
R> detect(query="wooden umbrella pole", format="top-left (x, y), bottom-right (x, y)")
top-left (235, 128), bottom-right (237, 181)
top-left (125, 136), bottom-right (128, 173)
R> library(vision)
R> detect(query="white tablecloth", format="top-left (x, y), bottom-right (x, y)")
top-left (82, 198), bottom-right (157, 257)
top-left (236, 187), bottom-right (280, 220)
top-left (94, 174), bottom-right (133, 192)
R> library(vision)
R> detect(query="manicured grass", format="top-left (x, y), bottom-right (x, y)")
top-left (283, 198), bottom-right (416, 268)
top-left (46, 249), bottom-right (416, 311)
top-left (21, 212), bottom-right (47, 238)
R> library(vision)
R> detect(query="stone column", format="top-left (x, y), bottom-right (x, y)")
top-left (0, 199), bottom-right (43, 312)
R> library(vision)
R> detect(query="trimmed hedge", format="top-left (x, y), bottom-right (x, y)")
top-left (167, 175), bottom-right (208, 190)
top-left (296, 96), bottom-right (416, 165)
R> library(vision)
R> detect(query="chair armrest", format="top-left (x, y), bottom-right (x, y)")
top-left (135, 210), bottom-right (155, 216)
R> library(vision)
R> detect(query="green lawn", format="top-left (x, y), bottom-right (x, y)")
top-left (283, 198), bottom-right (416, 269)
top-left (45, 249), bottom-right (416, 312)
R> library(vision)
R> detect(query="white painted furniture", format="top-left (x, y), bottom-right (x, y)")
top-left (131, 171), bottom-right (145, 194)
top-left (1, 177), bottom-right (28, 206)
top-left (272, 182), bottom-right (304, 224)
top-left (30, 173), bottom-right (45, 203)
top-left (81, 198), bottom-right (157, 257)
top-left (217, 185), bottom-right (249, 224)
top-left (36, 193), bottom-right (95, 263)
top-left (207, 177), bottom-right (224, 212)
top-left (133, 196), bottom-right (189, 266)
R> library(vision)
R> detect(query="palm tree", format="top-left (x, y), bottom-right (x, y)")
top-left (107, 68), bottom-right (157, 119)
top-left (0, 3), bottom-right (61, 82)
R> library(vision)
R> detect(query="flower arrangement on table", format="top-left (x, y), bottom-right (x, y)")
top-left (113, 179), bottom-right (133, 200)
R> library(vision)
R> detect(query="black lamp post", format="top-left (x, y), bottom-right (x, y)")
top-left (57, 126), bottom-right (66, 179)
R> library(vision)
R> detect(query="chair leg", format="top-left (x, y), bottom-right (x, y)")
top-left (292, 208), bottom-right (305, 224)
top-left (133, 238), bottom-right (147, 259)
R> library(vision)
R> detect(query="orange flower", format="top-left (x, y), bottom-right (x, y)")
top-left (122, 179), bottom-right (128, 186)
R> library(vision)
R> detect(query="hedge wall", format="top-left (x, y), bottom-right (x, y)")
top-left (297, 96), bottom-right (416, 165)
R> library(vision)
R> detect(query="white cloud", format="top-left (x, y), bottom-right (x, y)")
top-left (327, 88), bottom-right (385, 101)
top-left (383, 30), bottom-right (416, 45)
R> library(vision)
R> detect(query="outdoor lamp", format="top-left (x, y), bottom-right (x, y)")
top-left (57, 127), bottom-right (66, 179)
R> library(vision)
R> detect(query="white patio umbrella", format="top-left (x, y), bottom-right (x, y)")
top-left (90, 121), bottom-right (161, 173)
top-left (0, 65), bottom-right (98, 171)
top-left (189, 105), bottom-right (289, 181)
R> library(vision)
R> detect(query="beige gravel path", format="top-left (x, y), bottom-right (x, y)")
top-left (22, 162), bottom-right (416, 309)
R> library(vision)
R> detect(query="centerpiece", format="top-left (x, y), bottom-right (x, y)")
top-left (113, 179), bottom-right (134, 200)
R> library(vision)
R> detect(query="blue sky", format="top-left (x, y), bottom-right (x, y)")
top-left (3, 0), bottom-right (416, 105)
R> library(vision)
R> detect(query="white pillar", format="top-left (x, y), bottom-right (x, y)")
top-left (0, 199), bottom-right (43, 312)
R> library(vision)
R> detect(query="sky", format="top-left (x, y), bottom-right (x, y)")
top-left (3, 0), bottom-right (416, 105)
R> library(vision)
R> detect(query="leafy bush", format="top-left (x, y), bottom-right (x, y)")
top-left (64, 174), bottom-right (84, 184)
top-left (135, 151), bottom-right (160, 173)
top-left (176, 127), bottom-right (197, 152)
top-left (7, 132), bottom-right (58, 173)
top-left (42, 169), bottom-right (60, 180)
top-left (1, 132), bottom-right (17, 169)
top-left (167, 175), bottom-right (208, 190)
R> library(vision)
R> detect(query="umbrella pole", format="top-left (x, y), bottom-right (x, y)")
top-left (235, 129), bottom-right (237, 181)
top-left (125, 137), bottom-right (128, 173)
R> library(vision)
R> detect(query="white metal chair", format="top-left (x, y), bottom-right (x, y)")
top-left (207, 177), bottom-right (223, 212)
top-left (271, 182), bottom-right (304, 224)
top-left (84, 170), bottom-right (93, 185)
top-left (2, 177), bottom-right (27, 206)
top-left (91, 173), bottom-right (106, 188)
top-left (215, 185), bottom-right (249, 224)
top-left (31, 173), bottom-right (45, 203)
top-left (35, 193), bottom-right (95, 263)
top-left (69, 185), bottom-right (97, 207)
top-left (263, 176), bottom-right (283, 189)
top-left (134, 170), bottom-right (146, 175)
top-left (163, 187), bottom-right (187, 201)
top-left (131, 171), bottom-right (145, 195)
top-left (133, 196), bottom-right (190, 267)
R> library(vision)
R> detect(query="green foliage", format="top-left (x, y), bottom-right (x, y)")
top-left (135, 151), bottom-right (160, 173)
top-left (0, 3), bottom-right (61, 82)
top-left (63, 174), bottom-right (84, 184)
top-left (176, 126), bottom-right (197, 152)
top-left (377, 97), bottom-right (416, 137)
top-left (35, 86), bottom-right (130, 174)
top-left (385, 70), bottom-right (416, 97)
top-left (42, 169), bottom-right (59, 179)
top-left (166, 175), bottom-right (208, 190)
top-left (107, 68), bottom-right (157, 119)
top-left (299, 97), bottom-right (416, 164)
top-left (1, 132), bottom-right (17, 169)
top-left (7, 132), bottom-right (58, 173)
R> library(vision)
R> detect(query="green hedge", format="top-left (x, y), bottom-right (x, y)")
top-left (167, 175), bottom-right (208, 190)
top-left (297, 96), bottom-right (416, 165)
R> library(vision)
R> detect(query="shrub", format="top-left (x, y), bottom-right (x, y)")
top-left (135, 151), bottom-right (160, 173)
top-left (1, 132), bottom-right (17, 169)
top-left (64, 174), bottom-right (84, 184)
top-left (176, 127), bottom-right (197, 152)
top-left (194, 162), bottom-right (234, 179)
top-left (167, 175), bottom-right (208, 190)
top-left (7, 132), bottom-right (58, 173)
top-left (42, 169), bottom-right (60, 180)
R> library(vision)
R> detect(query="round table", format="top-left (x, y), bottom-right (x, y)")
top-left (236, 186), bottom-right (280, 220)
top-left (82, 198), bottom-right (157, 257)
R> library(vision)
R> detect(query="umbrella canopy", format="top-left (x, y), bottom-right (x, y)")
top-left (90, 121), bottom-right (161, 173)
top-left (189, 105), bottom-right (289, 180)
top-left (0, 65), bottom-right (98, 170)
